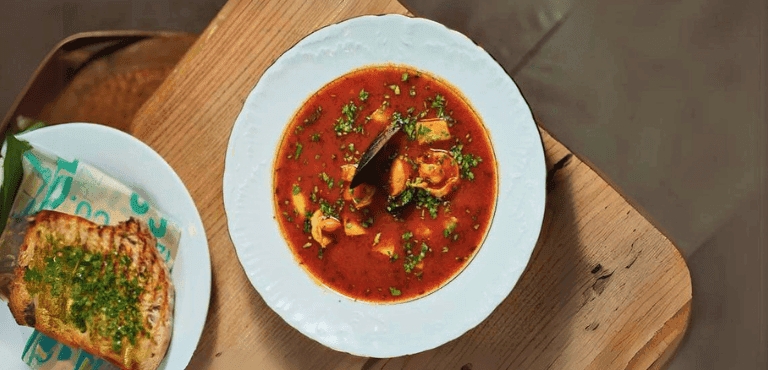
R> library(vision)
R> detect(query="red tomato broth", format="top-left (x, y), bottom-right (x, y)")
top-left (273, 65), bottom-right (497, 303)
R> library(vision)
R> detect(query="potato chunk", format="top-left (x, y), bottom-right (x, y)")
top-left (340, 164), bottom-right (356, 182)
top-left (291, 191), bottom-right (309, 219)
top-left (373, 241), bottom-right (396, 258)
top-left (343, 215), bottom-right (368, 236)
top-left (416, 118), bottom-right (451, 144)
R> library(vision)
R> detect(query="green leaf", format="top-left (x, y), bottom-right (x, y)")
top-left (0, 135), bottom-right (32, 232)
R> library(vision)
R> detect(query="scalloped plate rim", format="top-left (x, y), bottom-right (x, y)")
top-left (223, 14), bottom-right (545, 358)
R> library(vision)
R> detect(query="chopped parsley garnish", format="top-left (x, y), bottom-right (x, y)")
top-left (450, 144), bottom-right (483, 180)
top-left (334, 101), bottom-right (363, 135)
top-left (361, 217), bottom-right (374, 228)
top-left (292, 184), bottom-right (301, 195)
top-left (403, 243), bottom-right (429, 273)
top-left (401, 73), bottom-right (409, 82)
top-left (402, 231), bottom-right (413, 241)
top-left (319, 172), bottom-right (334, 189)
top-left (385, 187), bottom-right (415, 213)
top-left (431, 94), bottom-right (447, 119)
top-left (389, 84), bottom-right (401, 95)
top-left (389, 252), bottom-right (399, 262)
top-left (318, 199), bottom-right (339, 218)
top-left (359, 89), bottom-right (369, 102)
top-left (391, 111), bottom-right (419, 141)
top-left (389, 287), bottom-right (402, 296)
top-left (24, 238), bottom-right (148, 353)
top-left (386, 187), bottom-right (441, 218)
top-left (303, 217), bottom-right (312, 233)
top-left (310, 133), bottom-right (321, 142)
top-left (415, 189), bottom-right (441, 219)
top-left (443, 222), bottom-right (457, 238)
top-left (294, 143), bottom-right (303, 160)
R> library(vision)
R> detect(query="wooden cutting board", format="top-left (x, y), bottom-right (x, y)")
top-left (125, 0), bottom-right (692, 369)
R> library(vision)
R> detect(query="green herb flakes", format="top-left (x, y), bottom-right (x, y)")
top-left (403, 243), bottom-right (429, 273)
top-left (443, 221), bottom-right (457, 238)
top-left (415, 189), bottom-right (440, 219)
top-left (334, 101), bottom-right (362, 135)
top-left (450, 144), bottom-right (483, 180)
top-left (431, 94), bottom-right (447, 118)
top-left (318, 198), bottom-right (339, 218)
top-left (294, 142), bottom-right (303, 160)
top-left (24, 238), bottom-right (148, 353)
top-left (392, 111), bottom-right (418, 141)
top-left (319, 172), bottom-right (334, 189)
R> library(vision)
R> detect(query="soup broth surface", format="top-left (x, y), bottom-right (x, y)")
top-left (273, 65), bottom-right (497, 303)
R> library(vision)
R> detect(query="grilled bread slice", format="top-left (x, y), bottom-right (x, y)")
top-left (7, 210), bottom-right (174, 370)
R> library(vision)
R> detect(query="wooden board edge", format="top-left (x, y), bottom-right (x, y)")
top-left (394, 0), bottom-right (418, 16)
top-left (626, 299), bottom-right (693, 370)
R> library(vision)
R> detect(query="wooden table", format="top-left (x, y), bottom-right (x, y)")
top-left (124, 1), bottom-right (693, 369)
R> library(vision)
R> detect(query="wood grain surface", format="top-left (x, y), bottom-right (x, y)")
top-left (123, 0), bottom-right (693, 369)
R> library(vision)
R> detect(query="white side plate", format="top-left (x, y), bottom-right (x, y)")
top-left (0, 123), bottom-right (211, 370)
top-left (223, 14), bottom-right (546, 357)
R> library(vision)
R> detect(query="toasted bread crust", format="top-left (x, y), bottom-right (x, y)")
top-left (8, 211), bottom-right (174, 370)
